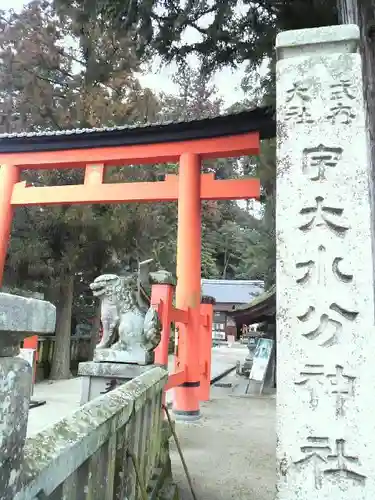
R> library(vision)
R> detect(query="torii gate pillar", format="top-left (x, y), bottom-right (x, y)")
top-left (0, 121), bottom-right (263, 420)
top-left (0, 164), bottom-right (19, 284)
top-left (173, 152), bottom-right (202, 420)
top-left (0, 164), bottom-right (39, 355)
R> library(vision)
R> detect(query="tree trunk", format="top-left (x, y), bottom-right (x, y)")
top-left (88, 301), bottom-right (101, 360)
top-left (264, 185), bottom-right (276, 289)
top-left (338, 0), bottom-right (375, 167)
top-left (222, 248), bottom-right (230, 278)
top-left (338, 0), bottom-right (375, 287)
top-left (50, 273), bottom-right (75, 380)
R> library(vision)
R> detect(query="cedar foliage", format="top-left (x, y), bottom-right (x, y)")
top-left (53, 0), bottom-right (339, 72)
top-left (1, 0), bottom-right (271, 378)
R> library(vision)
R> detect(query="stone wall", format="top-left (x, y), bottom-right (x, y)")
top-left (0, 292), bottom-right (176, 499)
top-left (15, 367), bottom-right (169, 500)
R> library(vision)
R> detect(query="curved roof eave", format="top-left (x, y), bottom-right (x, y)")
top-left (0, 106), bottom-right (276, 154)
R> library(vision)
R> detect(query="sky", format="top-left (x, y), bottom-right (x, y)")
top-left (139, 61), bottom-right (247, 107)
top-left (6, 0), bottom-right (247, 107)
top-left (5, 0), bottom-right (261, 215)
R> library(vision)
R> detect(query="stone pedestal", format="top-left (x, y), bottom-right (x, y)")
top-left (276, 25), bottom-right (375, 499)
top-left (241, 337), bottom-right (257, 375)
top-left (93, 346), bottom-right (153, 365)
top-left (78, 360), bottom-right (157, 404)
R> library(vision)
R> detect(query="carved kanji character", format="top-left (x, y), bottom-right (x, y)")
top-left (294, 364), bottom-right (325, 409)
top-left (324, 439), bottom-right (366, 484)
top-left (332, 257), bottom-right (353, 283)
top-left (327, 79), bottom-right (356, 124)
top-left (294, 437), bottom-right (331, 489)
top-left (100, 378), bottom-right (119, 394)
top-left (294, 363), bottom-right (356, 416)
top-left (326, 365), bottom-right (356, 417)
top-left (298, 303), bottom-right (358, 347)
top-left (296, 247), bottom-right (353, 286)
top-left (302, 145), bottom-right (343, 181)
top-left (299, 197), bottom-right (349, 235)
top-left (287, 81), bottom-right (313, 102)
top-left (285, 81), bottom-right (315, 123)
top-left (294, 438), bottom-right (366, 489)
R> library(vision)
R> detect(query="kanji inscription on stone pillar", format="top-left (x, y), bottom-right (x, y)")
top-left (276, 25), bottom-right (375, 499)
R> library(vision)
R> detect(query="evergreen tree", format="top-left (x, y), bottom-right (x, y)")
top-left (52, 0), bottom-right (283, 289)
top-left (52, 0), bottom-right (375, 294)
top-left (160, 65), bottom-right (223, 122)
top-left (0, 0), bottom-right (160, 379)
top-left (53, 0), bottom-right (338, 72)
top-left (159, 63), bottom-right (266, 281)
top-left (1, 0), bottom-right (279, 384)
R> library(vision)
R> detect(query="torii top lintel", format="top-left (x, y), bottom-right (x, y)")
top-left (0, 107), bottom-right (275, 205)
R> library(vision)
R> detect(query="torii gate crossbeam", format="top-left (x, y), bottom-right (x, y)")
top-left (0, 110), bottom-right (273, 419)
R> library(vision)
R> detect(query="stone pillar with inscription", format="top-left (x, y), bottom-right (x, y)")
top-left (276, 25), bottom-right (375, 499)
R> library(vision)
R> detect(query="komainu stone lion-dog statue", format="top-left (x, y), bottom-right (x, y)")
top-left (90, 259), bottom-right (175, 364)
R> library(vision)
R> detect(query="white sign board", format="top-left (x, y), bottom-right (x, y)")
top-left (250, 338), bottom-right (273, 383)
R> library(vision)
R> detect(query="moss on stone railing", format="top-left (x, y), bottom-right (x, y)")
top-left (13, 367), bottom-right (168, 500)
top-left (0, 292), bottom-right (177, 500)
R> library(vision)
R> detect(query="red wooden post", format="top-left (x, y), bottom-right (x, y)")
top-left (0, 164), bottom-right (40, 366)
top-left (173, 152), bottom-right (202, 420)
top-left (23, 336), bottom-right (39, 369)
top-left (198, 302), bottom-right (214, 401)
top-left (0, 164), bottom-right (19, 286)
top-left (151, 283), bottom-right (174, 366)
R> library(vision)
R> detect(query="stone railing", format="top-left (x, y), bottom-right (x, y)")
top-left (0, 292), bottom-right (171, 500)
top-left (15, 367), bottom-right (168, 500)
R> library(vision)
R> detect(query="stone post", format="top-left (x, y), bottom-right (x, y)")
top-left (151, 282), bottom-right (175, 367)
top-left (0, 293), bottom-right (56, 499)
top-left (276, 24), bottom-right (375, 498)
top-left (199, 295), bottom-right (215, 401)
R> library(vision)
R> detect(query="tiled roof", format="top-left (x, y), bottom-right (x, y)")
top-left (229, 284), bottom-right (276, 325)
top-left (0, 106), bottom-right (275, 153)
top-left (201, 279), bottom-right (264, 305)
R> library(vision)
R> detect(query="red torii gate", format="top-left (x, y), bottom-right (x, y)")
top-left (0, 110), bottom-right (272, 419)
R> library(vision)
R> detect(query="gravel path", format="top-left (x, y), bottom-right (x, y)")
top-left (170, 372), bottom-right (276, 500)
